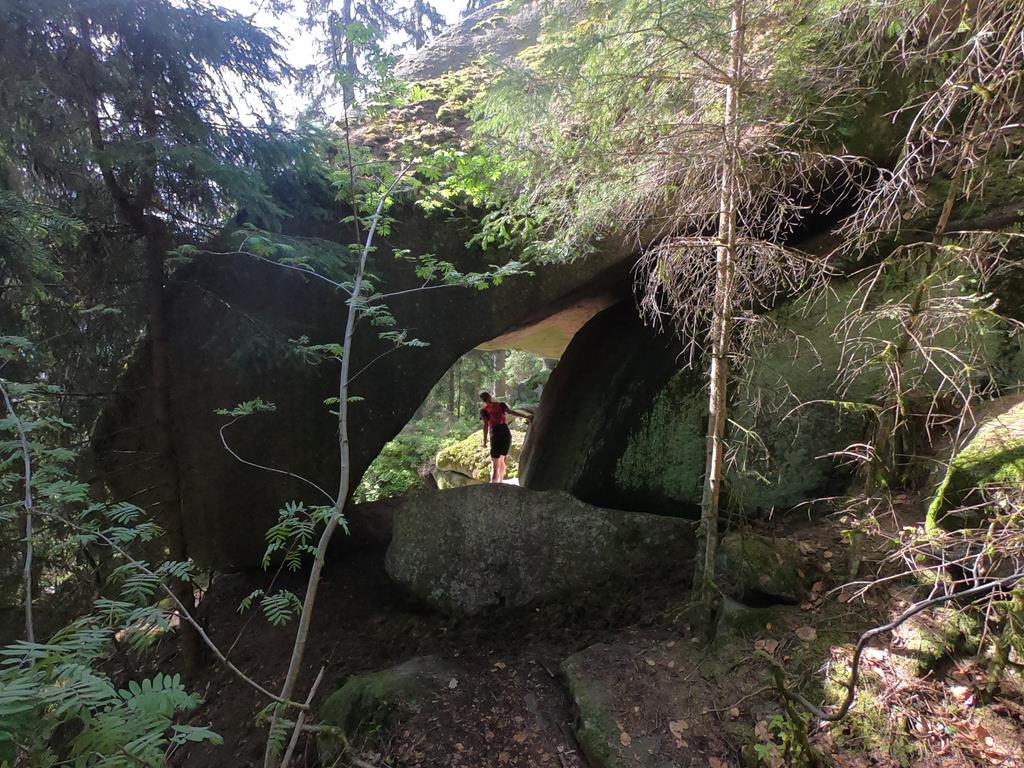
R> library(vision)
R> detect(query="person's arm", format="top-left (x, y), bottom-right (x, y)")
top-left (505, 406), bottom-right (533, 422)
top-left (481, 416), bottom-right (488, 447)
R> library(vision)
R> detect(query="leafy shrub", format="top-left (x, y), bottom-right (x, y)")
top-left (0, 622), bottom-right (220, 766)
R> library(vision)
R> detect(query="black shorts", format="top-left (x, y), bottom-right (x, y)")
top-left (489, 424), bottom-right (512, 458)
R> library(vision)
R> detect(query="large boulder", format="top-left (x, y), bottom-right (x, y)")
top-left (94, 205), bottom-right (633, 568)
top-left (520, 302), bottom-right (705, 516)
top-left (384, 485), bottom-right (697, 614)
top-left (927, 394), bottom-right (1024, 528)
top-left (433, 428), bottom-right (526, 487)
top-left (522, 278), bottom-right (1024, 519)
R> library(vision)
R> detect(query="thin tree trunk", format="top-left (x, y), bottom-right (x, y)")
top-left (145, 226), bottom-right (200, 675)
top-left (447, 363), bottom-right (456, 414)
top-left (870, 131), bottom-right (970, 497)
top-left (78, 17), bottom-right (199, 672)
top-left (267, 168), bottom-right (409, 768)
top-left (696, 0), bottom-right (745, 624)
top-left (0, 379), bottom-right (34, 643)
top-left (494, 350), bottom-right (507, 400)
top-left (341, 0), bottom-right (357, 108)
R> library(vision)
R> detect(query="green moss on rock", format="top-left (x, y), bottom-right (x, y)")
top-left (435, 428), bottom-right (525, 482)
top-left (317, 656), bottom-right (455, 764)
top-left (927, 396), bottom-right (1024, 530)
top-left (717, 532), bottom-right (804, 604)
top-left (614, 371), bottom-right (705, 507)
top-left (715, 597), bottom-right (781, 641)
top-left (562, 653), bottom-right (626, 768)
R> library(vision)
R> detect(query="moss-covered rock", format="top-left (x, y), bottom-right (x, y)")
top-left (317, 656), bottom-right (457, 764)
top-left (384, 485), bottom-right (697, 614)
top-left (717, 532), bottom-right (804, 604)
top-left (434, 428), bottom-right (526, 483)
top-left (562, 651), bottom-right (637, 768)
top-left (927, 395), bottom-right (1024, 529)
top-left (614, 370), bottom-right (706, 509)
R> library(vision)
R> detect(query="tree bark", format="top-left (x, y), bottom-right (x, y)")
top-left (493, 349), bottom-right (507, 400)
top-left (267, 168), bottom-right (409, 768)
top-left (145, 223), bottom-right (200, 675)
top-left (77, 19), bottom-right (199, 673)
top-left (696, 0), bottom-right (745, 624)
top-left (0, 380), bottom-right (34, 643)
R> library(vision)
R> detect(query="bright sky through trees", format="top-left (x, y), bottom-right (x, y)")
top-left (214, 0), bottom-right (463, 119)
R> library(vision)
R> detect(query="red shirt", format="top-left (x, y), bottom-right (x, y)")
top-left (480, 402), bottom-right (508, 429)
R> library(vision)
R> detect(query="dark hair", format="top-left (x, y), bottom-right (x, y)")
top-left (479, 392), bottom-right (491, 402)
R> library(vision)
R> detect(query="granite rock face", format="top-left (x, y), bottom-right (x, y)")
top-left (384, 485), bottom-right (696, 615)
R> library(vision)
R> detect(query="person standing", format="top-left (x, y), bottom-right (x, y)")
top-left (479, 391), bottom-right (531, 483)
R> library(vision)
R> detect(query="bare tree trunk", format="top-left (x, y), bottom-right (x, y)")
top-left (493, 349), bottom-right (507, 400)
top-left (341, 0), bottom-right (357, 108)
top-left (447, 363), bottom-right (456, 414)
top-left (78, 17), bottom-right (199, 673)
top-left (0, 379), bottom-right (34, 643)
top-left (267, 167), bottom-right (409, 768)
top-left (696, 0), bottom-right (745, 624)
top-left (145, 225), bottom-right (200, 676)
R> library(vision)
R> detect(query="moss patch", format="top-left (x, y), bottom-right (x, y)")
top-left (435, 428), bottom-right (526, 481)
top-left (717, 532), bottom-right (804, 604)
top-left (927, 396), bottom-right (1024, 529)
top-left (614, 371), bottom-right (705, 507)
top-left (317, 656), bottom-right (456, 764)
top-left (562, 653), bottom-right (626, 768)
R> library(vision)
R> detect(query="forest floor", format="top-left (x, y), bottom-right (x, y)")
top-left (146, 499), bottom-right (1024, 768)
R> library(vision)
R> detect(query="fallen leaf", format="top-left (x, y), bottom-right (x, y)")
top-left (709, 757), bottom-right (729, 768)
top-left (763, 638), bottom-right (779, 654)
top-left (755, 720), bottom-right (771, 741)
top-left (950, 685), bottom-right (971, 701)
top-left (513, 732), bottom-right (527, 744)
top-left (448, 678), bottom-right (459, 689)
top-left (796, 626), bottom-right (817, 642)
top-left (646, 658), bottom-right (657, 667)
top-left (824, 550), bottom-right (834, 559)
top-left (799, 542), bottom-right (815, 555)
top-left (727, 707), bottom-right (741, 720)
top-left (619, 732), bottom-right (632, 747)
top-left (669, 720), bottom-right (689, 748)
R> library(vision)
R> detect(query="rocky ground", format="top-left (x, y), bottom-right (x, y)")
top-left (146, 490), bottom-right (1024, 768)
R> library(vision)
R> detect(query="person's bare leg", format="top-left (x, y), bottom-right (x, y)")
top-left (490, 457), bottom-right (500, 483)
top-left (497, 455), bottom-right (507, 483)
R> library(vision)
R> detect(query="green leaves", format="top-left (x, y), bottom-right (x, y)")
top-left (0, 622), bottom-right (218, 766)
top-left (215, 398), bottom-right (278, 418)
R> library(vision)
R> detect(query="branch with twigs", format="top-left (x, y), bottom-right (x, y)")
top-left (776, 571), bottom-right (1024, 722)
